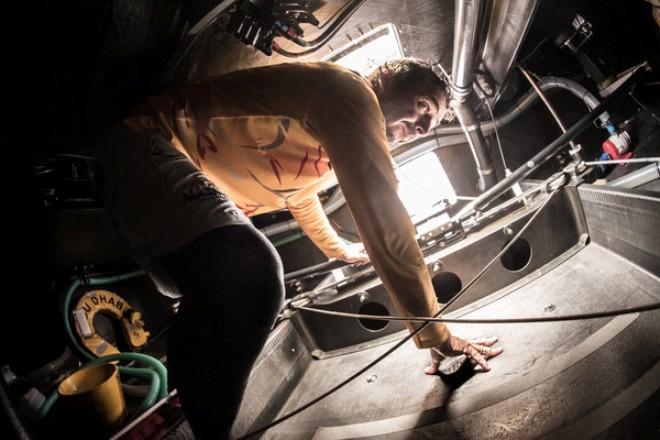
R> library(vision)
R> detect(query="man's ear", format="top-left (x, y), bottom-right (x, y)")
top-left (374, 66), bottom-right (393, 95)
top-left (443, 106), bottom-right (456, 123)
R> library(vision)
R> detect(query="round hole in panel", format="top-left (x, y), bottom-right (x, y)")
top-left (357, 302), bottom-right (390, 332)
top-left (431, 272), bottom-right (463, 304)
top-left (500, 237), bottom-right (532, 272)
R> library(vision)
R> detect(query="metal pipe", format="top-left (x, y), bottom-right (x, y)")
top-left (539, 77), bottom-right (610, 125)
top-left (519, 67), bottom-right (577, 150)
top-left (451, 0), bottom-right (497, 191)
top-left (608, 163), bottom-right (660, 188)
top-left (471, 75), bottom-right (632, 212)
top-left (453, 103), bottom-right (498, 190)
top-left (452, 0), bottom-right (487, 99)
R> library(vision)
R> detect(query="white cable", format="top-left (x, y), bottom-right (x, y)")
top-left (584, 157), bottom-right (660, 166)
top-left (484, 99), bottom-right (508, 170)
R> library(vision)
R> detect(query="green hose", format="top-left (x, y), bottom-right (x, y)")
top-left (119, 368), bottom-right (160, 415)
top-left (38, 388), bottom-right (59, 419)
top-left (87, 353), bottom-right (167, 400)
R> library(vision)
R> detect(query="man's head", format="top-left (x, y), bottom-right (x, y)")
top-left (368, 58), bottom-right (449, 144)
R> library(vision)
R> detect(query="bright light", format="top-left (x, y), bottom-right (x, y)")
top-left (324, 25), bottom-right (453, 229)
top-left (324, 23), bottom-right (403, 76)
top-left (396, 153), bottom-right (456, 224)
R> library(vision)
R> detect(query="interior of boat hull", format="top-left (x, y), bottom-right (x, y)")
top-left (230, 184), bottom-right (660, 439)
top-left (5, 0), bottom-right (660, 439)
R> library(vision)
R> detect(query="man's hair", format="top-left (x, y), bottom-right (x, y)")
top-left (368, 58), bottom-right (449, 102)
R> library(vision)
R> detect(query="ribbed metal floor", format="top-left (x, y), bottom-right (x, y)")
top-left (262, 243), bottom-right (660, 439)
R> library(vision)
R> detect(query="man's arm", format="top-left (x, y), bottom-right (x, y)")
top-left (286, 171), bottom-right (370, 263)
top-left (287, 193), bottom-right (347, 259)
top-left (303, 71), bottom-right (449, 349)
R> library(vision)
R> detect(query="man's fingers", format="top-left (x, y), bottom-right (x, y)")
top-left (474, 344), bottom-right (503, 360)
top-left (465, 343), bottom-right (503, 370)
top-left (465, 345), bottom-right (490, 371)
top-left (487, 346), bottom-right (504, 359)
top-left (469, 336), bottom-right (498, 346)
top-left (438, 335), bottom-right (502, 373)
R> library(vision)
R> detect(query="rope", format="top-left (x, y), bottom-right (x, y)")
top-left (296, 302), bottom-right (660, 324)
top-left (237, 188), bottom-right (559, 439)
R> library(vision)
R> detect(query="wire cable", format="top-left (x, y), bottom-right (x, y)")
top-left (316, 0), bottom-right (359, 30)
top-left (519, 66), bottom-right (578, 150)
top-left (584, 157), bottom-right (660, 166)
top-left (297, 302), bottom-right (660, 324)
top-left (286, 0), bottom-right (366, 47)
top-left (238, 188), bottom-right (559, 439)
top-left (274, 0), bottom-right (368, 57)
top-left (484, 99), bottom-right (508, 170)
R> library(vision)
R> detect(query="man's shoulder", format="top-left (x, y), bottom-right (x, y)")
top-left (248, 61), bottom-right (358, 75)
top-left (295, 63), bottom-right (378, 104)
top-left (230, 62), bottom-right (369, 91)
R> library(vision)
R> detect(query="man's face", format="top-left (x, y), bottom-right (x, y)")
top-left (382, 89), bottom-right (448, 144)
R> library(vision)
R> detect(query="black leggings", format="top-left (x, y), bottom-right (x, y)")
top-left (154, 225), bottom-right (284, 439)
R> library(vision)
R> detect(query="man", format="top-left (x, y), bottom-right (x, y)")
top-left (94, 58), bottom-right (502, 439)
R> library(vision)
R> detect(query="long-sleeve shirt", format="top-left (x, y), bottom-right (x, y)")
top-left (122, 62), bottom-right (449, 348)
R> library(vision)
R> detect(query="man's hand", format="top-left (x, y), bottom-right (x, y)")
top-left (338, 242), bottom-right (370, 264)
top-left (425, 335), bottom-right (503, 375)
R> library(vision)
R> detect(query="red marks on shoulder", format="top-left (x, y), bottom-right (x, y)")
top-left (295, 146), bottom-right (330, 179)
top-left (269, 155), bottom-right (284, 184)
top-left (295, 150), bottom-right (309, 180)
top-left (314, 145), bottom-right (325, 177)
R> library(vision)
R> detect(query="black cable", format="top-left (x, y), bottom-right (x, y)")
top-left (297, 302), bottom-right (660, 324)
top-left (273, 43), bottom-right (317, 58)
top-left (274, 0), bottom-right (368, 57)
top-left (237, 188), bottom-right (558, 439)
top-left (287, 0), bottom-right (366, 47)
top-left (316, 0), bottom-right (356, 30)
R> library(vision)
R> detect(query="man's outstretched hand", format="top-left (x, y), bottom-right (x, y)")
top-left (338, 242), bottom-right (370, 264)
top-left (425, 335), bottom-right (503, 375)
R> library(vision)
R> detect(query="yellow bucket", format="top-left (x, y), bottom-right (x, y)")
top-left (58, 363), bottom-right (127, 430)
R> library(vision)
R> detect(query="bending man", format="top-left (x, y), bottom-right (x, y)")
top-left (94, 58), bottom-right (502, 439)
